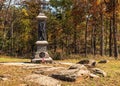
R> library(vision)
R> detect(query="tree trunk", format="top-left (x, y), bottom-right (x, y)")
top-left (109, 18), bottom-right (113, 57)
top-left (11, 22), bottom-right (14, 55)
top-left (65, 35), bottom-right (69, 55)
top-left (105, 19), bottom-right (108, 55)
top-left (92, 24), bottom-right (96, 56)
top-left (100, 13), bottom-right (104, 56)
top-left (74, 24), bottom-right (77, 54)
top-left (112, 0), bottom-right (118, 59)
top-left (85, 17), bottom-right (88, 57)
top-left (53, 34), bottom-right (57, 53)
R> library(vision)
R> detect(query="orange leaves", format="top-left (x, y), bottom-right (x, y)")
top-left (94, 0), bottom-right (104, 6)
top-left (96, 0), bottom-right (101, 5)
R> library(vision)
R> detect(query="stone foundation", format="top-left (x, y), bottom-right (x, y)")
top-left (31, 41), bottom-right (53, 63)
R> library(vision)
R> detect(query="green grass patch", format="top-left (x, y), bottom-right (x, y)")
top-left (0, 55), bottom-right (30, 62)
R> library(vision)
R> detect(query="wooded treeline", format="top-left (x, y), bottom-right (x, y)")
top-left (0, 0), bottom-right (120, 59)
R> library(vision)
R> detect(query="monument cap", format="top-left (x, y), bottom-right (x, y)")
top-left (36, 13), bottom-right (47, 20)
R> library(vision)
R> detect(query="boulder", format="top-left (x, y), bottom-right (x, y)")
top-left (90, 68), bottom-right (107, 77)
top-left (52, 68), bottom-right (90, 82)
top-left (51, 71), bottom-right (76, 81)
top-left (77, 59), bottom-right (89, 64)
top-left (32, 70), bottom-right (44, 74)
top-left (0, 74), bottom-right (11, 81)
top-left (98, 60), bottom-right (109, 64)
top-left (89, 73), bottom-right (100, 78)
top-left (0, 77), bottom-right (8, 81)
top-left (32, 67), bottom-right (66, 75)
top-left (69, 64), bottom-right (87, 70)
top-left (24, 74), bottom-right (61, 86)
top-left (77, 59), bottom-right (96, 67)
top-left (51, 63), bottom-right (107, 81)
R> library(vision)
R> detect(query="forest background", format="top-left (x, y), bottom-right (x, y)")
top-left (0, 0), bottom-right (120, 59)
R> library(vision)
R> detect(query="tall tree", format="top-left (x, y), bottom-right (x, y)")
top-left (112, 0), bottom-right (118, 58)
top-left (104, 0), bottom-right (119, 58)
top-left (100, 3), bottom-right (105, 56)
top-left (72, 0), bottom-right (86, 54)
top-left (109, 17), bottom-right (113, 57)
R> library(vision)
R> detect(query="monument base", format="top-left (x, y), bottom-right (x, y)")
top-left (31, 58), bottom-right (53, 63)
top-left (31, 41), bottom-right (53, 63)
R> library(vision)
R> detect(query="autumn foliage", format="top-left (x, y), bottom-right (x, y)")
top-left (0, 0), bottom-right (120, 58)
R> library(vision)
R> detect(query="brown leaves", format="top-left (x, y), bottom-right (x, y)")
top-left (96, 0), bottom-right (101, 5)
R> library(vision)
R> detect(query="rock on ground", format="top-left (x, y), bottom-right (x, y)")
top-left (0, 74), bottom-right (11, 81)
top-left (69, 64), bottom-right (87, 70)
top-left (89, 73), bottom-right (100, 78)
top-left (32, 67), bottom-right (66, 75)
top-left (90, 68), bottom-right (107, 77)
top-left (98, 60), bottom-right (109, 64)
top-left (24, 74), bottom-right (61, 86)
top-left (0, 77), bottom-right (8, 81)
top-left (52, 64), bottom-right (90, 82)
top-left (51, 63), bottom-right (106, 81)
top-left (77, 59), bottom-right (96, 67)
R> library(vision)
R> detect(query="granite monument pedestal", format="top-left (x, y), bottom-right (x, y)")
top-left (31, 41), bottom-right (52, 63)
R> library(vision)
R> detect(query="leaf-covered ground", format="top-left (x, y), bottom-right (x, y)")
top-left (0, 55), bottom-right (120, 86)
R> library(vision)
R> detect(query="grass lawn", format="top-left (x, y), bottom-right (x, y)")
top-left (0, 55), bottom-right (30, 62)
top-left (62, 57), bottom-right (120, 86)
top-left (0, 55), bottom-right (120, 86)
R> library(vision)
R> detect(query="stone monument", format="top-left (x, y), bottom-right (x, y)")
top-left (31, 12), bottom-right (53, 63)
